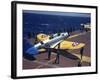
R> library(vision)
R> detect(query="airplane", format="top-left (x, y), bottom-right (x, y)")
top-left (23, 32), bottom-right (86, 66)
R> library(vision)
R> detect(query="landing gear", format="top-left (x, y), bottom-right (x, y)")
top-left (54, 43), bottom-right (60, 64)
top-left (78, 47), bottom-right (84, 67)
top-left (47, 48), bottom-right (51, 60)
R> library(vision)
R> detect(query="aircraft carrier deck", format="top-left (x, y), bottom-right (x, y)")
top-left (23, 31), bottom-right (91, 69)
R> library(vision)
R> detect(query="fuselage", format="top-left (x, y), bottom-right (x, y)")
top-left (34, 32), bottom-right (69, 48)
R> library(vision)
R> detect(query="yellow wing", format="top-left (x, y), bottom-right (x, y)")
top-left (54, 40), bottom-right (85, 50)
top-left (37, 33), bottom-right (50, 41)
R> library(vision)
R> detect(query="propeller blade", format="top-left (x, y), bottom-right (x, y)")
top-left (26, 46), bottom-right (39, 55)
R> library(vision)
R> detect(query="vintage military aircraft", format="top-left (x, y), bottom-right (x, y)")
top-left (23, 32), bottom-right (86, 66)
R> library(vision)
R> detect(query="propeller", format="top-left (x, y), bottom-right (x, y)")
top-left (26, 46), bottom-right (39, 55)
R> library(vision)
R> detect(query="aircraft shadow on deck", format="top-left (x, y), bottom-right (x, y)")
top-left (57, 50), bottom-right (79, 60)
